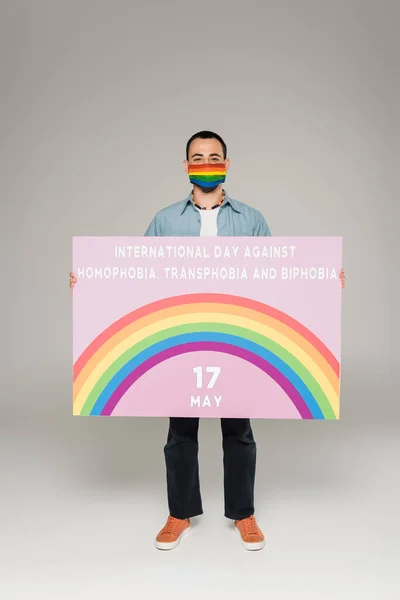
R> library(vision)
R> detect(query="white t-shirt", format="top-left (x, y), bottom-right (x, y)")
top-left (199, 207), bottom-right (220, 236)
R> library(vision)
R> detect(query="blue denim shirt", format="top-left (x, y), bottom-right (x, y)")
top-left (144, 190), bottom-right (271, 237)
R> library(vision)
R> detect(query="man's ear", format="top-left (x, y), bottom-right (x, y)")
top-left (224, 158), bottom-right (230, 171)
top-left (183, 160), bottom-right (189, 174)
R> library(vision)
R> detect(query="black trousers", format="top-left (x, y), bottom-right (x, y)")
top-left (164, 417), bottom-right (256, 520)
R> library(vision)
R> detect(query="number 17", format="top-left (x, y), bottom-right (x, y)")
top-left (193, 366), bottom-right (221, 389)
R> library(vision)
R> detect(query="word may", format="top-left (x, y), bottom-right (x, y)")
top-left (190, 395), bottom-right (223, 408)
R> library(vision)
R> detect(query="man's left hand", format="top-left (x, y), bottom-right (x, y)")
top-left (339, 268), bottom-right (346, 289)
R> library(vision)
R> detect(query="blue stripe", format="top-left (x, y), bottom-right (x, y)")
top-left (90, 332), bottom-right (325, 418)
top-left (189, 177), bottom-right (226, 187)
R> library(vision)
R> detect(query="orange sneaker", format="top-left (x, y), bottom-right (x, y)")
top-left (234, 515), bottom-right (265, 551)
top-left (155, 516), bottom-right (191, 550)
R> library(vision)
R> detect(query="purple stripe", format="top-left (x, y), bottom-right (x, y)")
top-left (101, 342), bottom-right (312, 418)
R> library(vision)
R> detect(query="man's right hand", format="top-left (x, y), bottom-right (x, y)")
top-left (69, 272), bottom-right (77, 294)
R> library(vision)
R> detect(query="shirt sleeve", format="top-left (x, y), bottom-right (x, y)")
top-left (143, 214), bottom-right (159, 236)
top-left (254, 211), bottom-right (272, 236)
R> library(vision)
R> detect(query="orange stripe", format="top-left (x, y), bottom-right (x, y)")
top-left (74, 294), bottom-right (339, 380)
top-left (73, 302), bottom-right (339, 399)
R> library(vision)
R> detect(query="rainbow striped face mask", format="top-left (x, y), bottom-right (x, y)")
top-left (188, 162), bottom-right (227, 193)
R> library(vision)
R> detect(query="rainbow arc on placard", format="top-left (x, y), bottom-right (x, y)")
top-left (73, 293), bottom-right (340, 419)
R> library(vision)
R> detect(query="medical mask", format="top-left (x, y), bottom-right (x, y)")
top-left (188, 162), bottom-right (227, 193)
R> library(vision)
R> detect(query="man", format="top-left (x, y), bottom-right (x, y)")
top-left (144, 131), bottom-right (271, 552)
top-left (70, 130), bottom-right (345, 552)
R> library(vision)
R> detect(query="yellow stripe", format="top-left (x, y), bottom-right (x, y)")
top-left (74, 303), bottom-right (339, 394)
top-left (189, 171), bottom-right (226, 175)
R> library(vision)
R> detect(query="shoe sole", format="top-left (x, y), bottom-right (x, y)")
top-left (155, 525), bottom-right (191, 551)
top-left (234, 525), bottom-right (266, 551)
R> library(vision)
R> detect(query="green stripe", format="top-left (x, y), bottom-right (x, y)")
top-left (81, 322), bottom-right (336, 418)
top-left (190, 174), bottom-right (225, 182)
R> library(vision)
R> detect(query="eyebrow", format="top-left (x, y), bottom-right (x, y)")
top-left (190, 152), bottom-right (222, 159)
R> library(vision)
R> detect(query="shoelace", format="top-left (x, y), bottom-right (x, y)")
top-left (163, 516), bottom-right (183, 534)
top-left (241, 516), bottom-right (259, 535)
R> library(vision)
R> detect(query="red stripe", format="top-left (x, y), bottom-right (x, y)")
top-left (73, 294), bottom-right (339, 380)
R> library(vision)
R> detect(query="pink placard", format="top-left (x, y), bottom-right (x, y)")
top-left (72, 237), bottom-right (342, 420)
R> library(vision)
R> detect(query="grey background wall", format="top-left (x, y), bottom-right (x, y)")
top-left (1, 1), bottom-right (398, 598)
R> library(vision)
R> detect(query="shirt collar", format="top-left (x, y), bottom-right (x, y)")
top-left (180, 190), bottom-right (242, 215)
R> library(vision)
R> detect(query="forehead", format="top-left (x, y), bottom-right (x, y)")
top-left (188, 137), bottom-right (224, 157)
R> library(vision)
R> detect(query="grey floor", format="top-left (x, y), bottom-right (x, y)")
top-left (1, 367), bottom-right (398, 600)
